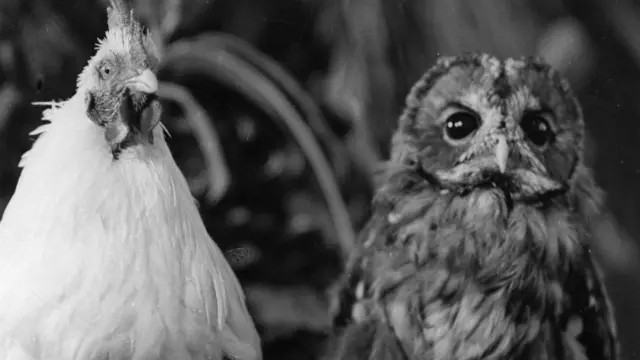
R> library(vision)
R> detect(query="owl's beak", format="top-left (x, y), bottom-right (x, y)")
top-left (494, 134), bottom-right (509, 173)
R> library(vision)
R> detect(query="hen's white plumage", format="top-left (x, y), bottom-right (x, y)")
top-left (0, 3), bottom-right (261, 360)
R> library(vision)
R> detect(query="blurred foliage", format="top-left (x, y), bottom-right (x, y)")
top-left (2, 0), bottom-right (640, 359)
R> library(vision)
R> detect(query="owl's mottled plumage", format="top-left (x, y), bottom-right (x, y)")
top-left (328, 53), bottom-right (618, 360)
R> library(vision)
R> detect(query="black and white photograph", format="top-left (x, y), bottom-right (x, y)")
top-left (0, 0), bottom-right (638, 359)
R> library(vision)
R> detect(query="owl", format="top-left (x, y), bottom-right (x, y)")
top-left (326, 53), bottom-right (619, 360)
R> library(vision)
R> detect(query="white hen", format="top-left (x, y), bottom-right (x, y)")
top-left (0, 1), bottom-right (261, 359)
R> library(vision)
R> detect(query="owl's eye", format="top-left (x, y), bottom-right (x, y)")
top-left (444, 112), bottom-right (480, 141)
top-left (521, 112), bottom-right (554, 147)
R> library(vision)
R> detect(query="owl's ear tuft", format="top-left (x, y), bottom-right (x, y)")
top-left (327, 319), bottom-right (409, 360)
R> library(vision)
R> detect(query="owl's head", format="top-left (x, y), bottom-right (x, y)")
top-left (392, 53), bottom-right (584, 202)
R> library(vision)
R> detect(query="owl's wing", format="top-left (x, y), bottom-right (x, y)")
top-left (324, 318), bottom-right (409, 360)
top-left (329, 167), bottom-right (438, 358)
top-left (327, 254), bottom-right (414, 360)
top-left (563, 165), bottom-right (619, 359)
top-left (331, 215), bottom-right (380, 329)
top-left (561, 247), bottom-right (619, 360)
top-left (329, 199), bottom-right (427, 360)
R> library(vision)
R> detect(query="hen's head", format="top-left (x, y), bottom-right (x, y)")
top-left (392, 53), bottom-right (584, 203)
top-left (77, 0), bottom-right (161, 158)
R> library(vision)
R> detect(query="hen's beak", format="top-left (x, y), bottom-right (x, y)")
top-left (494, 134), bottom-right (509, 173)
top-left (117, 68), bottom-right (161, 148)
top-left (125, 69), bottom-right (158, 94)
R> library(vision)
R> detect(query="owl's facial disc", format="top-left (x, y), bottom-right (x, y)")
top-left (399, 54), bottom-right (584, 204)
top-left (434, 111), bottom-right (567, 201)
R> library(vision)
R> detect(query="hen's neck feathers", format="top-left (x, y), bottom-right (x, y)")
top-left (0, 94), bottom-right (260, 360)
top-left (6, 93), bottom-right (171, 231)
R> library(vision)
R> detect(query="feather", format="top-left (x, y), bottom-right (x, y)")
top-left (0, 91), bottom-right (261, 359)
top-left (329, 54), bottom-right (618, 359)
top-left (0, 3), bottom-right (261, 356)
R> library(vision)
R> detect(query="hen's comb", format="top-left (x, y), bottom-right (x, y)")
top-left (107, 0), bottom-right (131, 29)
top-left (107, 0), bottom-right (144, 44)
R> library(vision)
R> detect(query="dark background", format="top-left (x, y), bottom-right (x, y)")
top-left (1, 0), bottom-right (639, 359)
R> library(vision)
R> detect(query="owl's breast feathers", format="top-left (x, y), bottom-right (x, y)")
top-left (331, 167), bottom-right (618, 360)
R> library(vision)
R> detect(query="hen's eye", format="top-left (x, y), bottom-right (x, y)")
top-left (521, 112), bottom-right (554, 147)
top-left (444, 112), bottom-right (480, 141)
top-left (99, 62), bottom-right (114, 79)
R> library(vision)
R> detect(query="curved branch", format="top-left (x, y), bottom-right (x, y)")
top-left (161, 37), bottom-right (356, 255)
top-left (157, 81), bottom-right (231, 203)
top-left (182, 33), bottom-right (350, 179)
